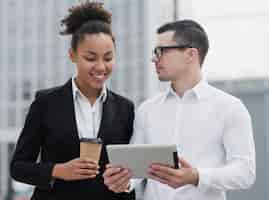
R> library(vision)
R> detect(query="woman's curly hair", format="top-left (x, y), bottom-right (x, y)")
top-left (60, 1), bottom-right (114, 50)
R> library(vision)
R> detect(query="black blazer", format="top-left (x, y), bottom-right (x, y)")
top-left (10, 79), bottom-right (135, 200)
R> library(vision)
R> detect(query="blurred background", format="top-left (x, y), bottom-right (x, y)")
top-left (0, 0), bottom-right (269, 199)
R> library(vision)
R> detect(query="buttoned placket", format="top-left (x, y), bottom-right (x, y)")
top-left (91, 106), bottom-right (97, 138)
top-left (173, 95), bottom-right (183, 157)
top-left (76, 93), bottom-right (99, 139)
top-left (87, 98), bottom-right (99, 138)
top-left (172, 90), bottom-right (196, 161)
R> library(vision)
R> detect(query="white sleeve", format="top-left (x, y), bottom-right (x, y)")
top-left (130, 104), bottom-right (147, 144)
top-left (128, 104), bottom-right (148, 191)
top-left (197, 100), bottom-right (256, 192)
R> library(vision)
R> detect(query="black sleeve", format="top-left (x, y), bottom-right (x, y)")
top-left (10, 98), bottom-right (55, 189)
top-left (127, 102), bottom-right (135, 142)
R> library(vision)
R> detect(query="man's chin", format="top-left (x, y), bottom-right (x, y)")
top-left (158, 76), bottom-right (170, 82)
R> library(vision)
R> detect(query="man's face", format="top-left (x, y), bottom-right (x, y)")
top-left (152, 31), bottom-right (190, 82)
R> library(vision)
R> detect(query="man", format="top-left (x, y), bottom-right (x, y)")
top-left (103, 19), bottom-right (256, 200)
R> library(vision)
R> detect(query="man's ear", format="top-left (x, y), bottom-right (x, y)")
top-left (69, 48), bottom-right (77, 63)
top-left (185, 48), bottom-right (198, 64)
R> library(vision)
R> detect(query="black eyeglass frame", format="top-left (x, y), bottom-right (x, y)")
top-left (153, 45), bottom-right (193, 59)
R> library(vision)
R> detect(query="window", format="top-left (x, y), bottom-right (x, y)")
top-left (8, 79), bottom-right (17, 103)
top-left (22, 80), bottom-right (32, 101)
top-left (7, 106), bottom-right (16, 128)
top-left (8, 53), bottom-right (16, 66)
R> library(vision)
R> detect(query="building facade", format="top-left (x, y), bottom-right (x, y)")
top-left (0, 0), bottom-right (176, 199)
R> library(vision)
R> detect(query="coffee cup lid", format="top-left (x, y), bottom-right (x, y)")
top-left (80, 137), bottom-right (103, 144)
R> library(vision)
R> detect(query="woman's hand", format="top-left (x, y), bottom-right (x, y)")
top-left (52, 158), bottom-right (99, 181)
top-left (103, 164), bottom-right (132, 193)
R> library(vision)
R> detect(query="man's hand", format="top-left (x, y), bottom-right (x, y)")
top-left (52, 158), bottom-right (99, 181)
top-left (103, 164), bottom-right (132, 193)
top-left (148, 157), bottom-right (199, 189)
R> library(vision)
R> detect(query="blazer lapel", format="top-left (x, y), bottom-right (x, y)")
top-left (60, 83), bottom-right (116, 146)
top-left (60, 79), bottom-right (80, 148)
top-left (98, 91), bottom-right (116, 140)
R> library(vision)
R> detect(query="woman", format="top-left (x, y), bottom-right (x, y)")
top-left (10, 2), bottom-right (135, 200)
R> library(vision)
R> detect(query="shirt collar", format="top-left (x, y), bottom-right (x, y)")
top-left (72, 76), bottom-right (107, 103)
top-left (191, 78), bottom-right (209, 100)
top-left (162, 78), bottom-right (209, 103)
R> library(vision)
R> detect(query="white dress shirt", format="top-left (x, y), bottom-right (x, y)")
top-left (131, 79), bottom-right (256, 200)
top-left (72, 77), bottom-right (107, 139)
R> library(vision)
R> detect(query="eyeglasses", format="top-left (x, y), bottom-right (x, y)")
top-left (153, 45), bottom-right (192, 59)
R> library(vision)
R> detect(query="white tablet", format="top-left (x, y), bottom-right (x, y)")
top-left (106, 144), bottom-right (179, 178)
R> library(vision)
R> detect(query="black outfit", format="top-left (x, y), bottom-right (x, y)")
top-left (10, 79), bottom-right (135, 200)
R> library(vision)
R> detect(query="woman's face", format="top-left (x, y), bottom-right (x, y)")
top-left (69, 33), bottom-right (115, 92)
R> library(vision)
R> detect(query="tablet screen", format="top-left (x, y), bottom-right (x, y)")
top-left (107, 144), bottom-right (178, 178)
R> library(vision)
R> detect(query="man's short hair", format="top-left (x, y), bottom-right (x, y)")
top-left (157, 19), bottom-right (209, 66)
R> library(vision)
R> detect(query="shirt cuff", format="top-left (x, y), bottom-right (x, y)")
top-left (124, 179), bottom-right (134, 193)
top-left (50, 179), bottom-right (55, 188)
top-left (126, 178), bottom-right (143, 193)
top-left (196, 167), bottom-right (212, 192)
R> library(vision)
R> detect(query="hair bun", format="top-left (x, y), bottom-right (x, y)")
top-left (60, 1), bottom-right (112, 35)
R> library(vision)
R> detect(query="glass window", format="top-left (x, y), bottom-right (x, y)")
top-left (23, 45), bottom-right (33, 66)
top-left (7, 106), bottom-right (16, 128)
top-left (21, 106), bottom-right (30, 126)
top-left (37, 45), bottom-right (46, 65)
top-left (38, 77), bottom-right (46, 90)
top-left (8, 53), bottom-right (16, 66)
top-left (8, 0), bottom-right (16, 8)
top-left (7, 22), bottom-right (16, 39)
top-left (0, 143), bottom-right (2, 196)
top-left (0, 107), bottom-right (3, 129)
top-left (23, 22), bottom-right (33, 40)
top-left (22, 80), bottom-right (32, 101)
top-left (8, 80), bottom-right (17, 103)
top-left (0, 83), bottom-right (2, 102)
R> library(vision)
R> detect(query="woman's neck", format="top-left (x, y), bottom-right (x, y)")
top-left (74, 78), bottom-right (102, 106)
